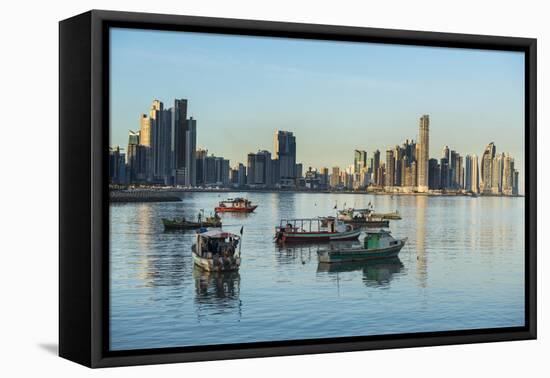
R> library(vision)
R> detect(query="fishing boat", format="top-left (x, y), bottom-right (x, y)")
top-left (215, 197), bottom-right (257, 213)
top-left (162, 213), bottom-right (222, 230)
top-left (371, 211), bottom-right (402, 220)
top-left (337, 208), bottom-right (390, 228)
top-left (192, 229), bottom-right (241, 271)
top-left (317, 229), bottom-right (407, 263)
top-left (275, 218), bottom-right (361, 243)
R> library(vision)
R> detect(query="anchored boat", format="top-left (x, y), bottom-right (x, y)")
top-left (162, 213), bottom-right (222, 230)
top-left (317, 229), bottom-right (407, 263)
top-left (337, 208), bottom-right (390, 228)
top-left (215, 197), bottom-right (257, 213)
top-left (275, 217), bottom-right (361, 243)
top-left (371, 211), bottom-right (402, 220)
top-left (192, 230), bottom-right (241, 272)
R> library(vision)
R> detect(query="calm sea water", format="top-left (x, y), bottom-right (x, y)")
top-left (109, 192), bottom-right (525, 351)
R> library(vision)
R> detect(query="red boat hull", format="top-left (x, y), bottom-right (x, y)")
top-left (215, 205), bottom-right (257, 213)
top-left (277, 228), bottom-right (362, 243)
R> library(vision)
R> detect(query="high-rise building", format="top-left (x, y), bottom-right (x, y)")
top-left (247, 150), bottom-right (272, 187)
top-left (149, 100), bottom-right (173, 183)
top-left (428, 158), bottom-right (440, 190)
top-left (204, 154), bottom-right (217, 185)
top-left (491, 153), bottom-right (504, 194)
top-left (237, 163), bottom-right (247, 187)
top-left (109, 146), bottom-right (126, 184)
top-left (393, 146), bottom-right (403, 186)
top-left (195, 148), bottom-right (208, 186)
top-left (457, 155), bottom-right (464, 189)
top-left (295, 163), bottom-right (303, 179)
top-left (502, 154), bottom-right (515, 195)
top-left (440, 157), bottom-right (450, 190)
top-left (185, 117), bottom-right (197, 186)
top-left (139, 113), bottom-right (153, 181)
top-left (411, 161), bottom-right (418, 187)
top-left (447, 150), bottom-right (460, 189)
top-left (172, 99), bottom-right (188, 185)
top-left (126, 130), bottom-right (141, 183)
top-left (274, 130), bottom-right (296, 187)
top-left (385, 150), bottom-right (395, 187)
top-left (471, 154), bottom-right (480, 194)
top-left (354, 150), bottom-right (367, 174)
top-left (480, 142), bottom-right (496, 193)
top-left (320, 167), bottom-right (329, 189)
top-left (230, 164), bottom-right (246, 187)
top-left (417, 114), bottom-right (429, 192)
top-left (373, 150), bottom-right (380, 185)
top-left (402, 156), bottom-right (410, 187)
top-left (214, 158), bottom-right (230, 186)
top-left (330, 167), bottom-right (341, 188)
top-left (512, 170), bottom-right (519, 195)
top-left (465, 154), bottom-right (478, 192)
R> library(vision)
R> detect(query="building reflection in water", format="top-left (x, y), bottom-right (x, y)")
top-left (317, 257), bottom-right (404, 288)
top-left (415, 196), bottom-right (428, 288)
top-left (193, 267), bottom-right (242, 322)
top-left (133, 204), bottom-right (190, 289)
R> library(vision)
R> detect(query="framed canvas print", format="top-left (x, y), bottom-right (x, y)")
top-left (59, 10), bottom-right (537, 368)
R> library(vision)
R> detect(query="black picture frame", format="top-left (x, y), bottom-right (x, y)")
top-left (59, 9), bottom-right (537, 368)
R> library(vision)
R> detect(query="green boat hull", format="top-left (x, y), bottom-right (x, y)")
top-left (317, 241), bottom-right (405, 263)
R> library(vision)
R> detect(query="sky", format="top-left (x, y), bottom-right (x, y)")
top-left (110, 27), bottom-right (525, 192)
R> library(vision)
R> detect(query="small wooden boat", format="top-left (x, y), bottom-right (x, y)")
top-left (192, 230), bottom-right (241, 272)
top-left (275, 218), bottom-right (361, 243)
top-left (337, 208), bottom-right (390, 228)
top-left (215, 197), bottom-right (257, 213)
top-left (162, 213), bottom-right (222, 230)
top-left (317, 229), bottom-right (407, 263)
top-left (371, 211), bottom-right (402, 220)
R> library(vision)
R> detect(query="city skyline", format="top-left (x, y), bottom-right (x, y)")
top-left (110, 97), bottom-right (519, 196)
top-left (110, 27), bottom-right (525, 192)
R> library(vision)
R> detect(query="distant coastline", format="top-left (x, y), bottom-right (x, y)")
top-left (109, 186), bottom-right (523, 203)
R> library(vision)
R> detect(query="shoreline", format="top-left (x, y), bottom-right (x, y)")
top-left (109, 187), bottom-right (523, 202)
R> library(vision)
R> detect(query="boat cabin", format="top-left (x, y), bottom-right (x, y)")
top-left (195, 230), bottom-right (240, 259)
top-left (363, 229), bottom-right (401, 249)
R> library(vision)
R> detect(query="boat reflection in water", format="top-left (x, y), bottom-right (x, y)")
top-left (317, 242), bottom-right (405, 288)
top-left (193, 267), bottom-right (242, 321)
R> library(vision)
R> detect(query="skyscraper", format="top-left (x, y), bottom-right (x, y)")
top-left (126, 130), bottom-right (140, 182)
top-left (393, 146), bottom-right (403, 186)
top-left (139, 113), bottom-right (153, 181)
top-left (185, 117), bottom-right (197, 186)
top-left (502, 154), bottom-right (515, 195)
top-left (428, 158), bottom-right (440, 190)
top-left (480, 142), bottom-right (496, 193)
top-left (330, 167), bottom-right (341, 188)
top-left (373, 150), bottom-right (380, 185)
top-left (149, 100), bottom-right (172, 183)
top-left (440, 156), bottom-right (449, 190)
top-left (471, 154), bottom-right (480, 194)
top-left (417, 114), bottom-right (429, 192)
top-left (172, 99), bottom-right (188, 185)
top-left (491, 153), bottom-right (504, 194)
top-left (385, 149), bottom-right (395, 187)
top-left (354, 150), bottom-right (367, 174)
top-left (247, 150), bottom-right (272, 187)
top-left (274, 130), bottom-right (296, 187)
top-left (109, 146), bottom-right (126, 184)
top-left (465, 155), bottom-right (474, 192)
top-left (195, 148), bottom-right (208, 186)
